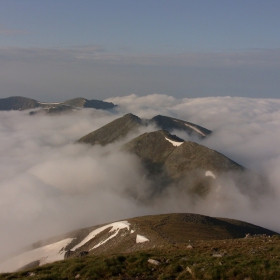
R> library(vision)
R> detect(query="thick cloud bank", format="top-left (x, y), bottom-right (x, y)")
top-left (1, 95), bottom-right (280, 261)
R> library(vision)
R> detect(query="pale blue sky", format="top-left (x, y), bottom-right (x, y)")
top-left (0, 0), bottom-right (279, 101)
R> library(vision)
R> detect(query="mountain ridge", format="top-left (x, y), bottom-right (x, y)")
top-left (77, 113), bottom-right (212, 147)
top-left (0, 96), bottom-right (117, 113)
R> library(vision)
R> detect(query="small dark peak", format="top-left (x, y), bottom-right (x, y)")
top-left (83, 99), bottom-right (117, 110)
top-left (0, 96), bottom-right (39, 111)
top-left (150, 115), bottom-right (212, 138)
top-left (63, 97), bottom-right (86, 107)
top-left (63, 97), bottom-right (117, 110)
top-left (122, 113), bottom-right (143, 124)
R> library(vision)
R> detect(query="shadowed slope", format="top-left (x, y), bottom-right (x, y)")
top-left (122, 130), bottom-right (184, 176)
top-left (150, 115), bottom-right (212, 138)
top-left (165, 141), bottom-right (243, 179)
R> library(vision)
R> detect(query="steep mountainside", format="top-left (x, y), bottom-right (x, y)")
top-left (0, 96), bottom-right (39, 111)
top-left (122, 130), bottom-right (184, 176)
top-left (122, 130), bottom-right (247, 197)
top-left (0, 213), bottom-right (277, 273)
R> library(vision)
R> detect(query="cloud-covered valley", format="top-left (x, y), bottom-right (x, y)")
top-left (1, 94), bottom-right (280, 260)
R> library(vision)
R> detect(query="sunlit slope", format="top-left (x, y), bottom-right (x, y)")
top-left (77, 113), bottom-right (212, 146)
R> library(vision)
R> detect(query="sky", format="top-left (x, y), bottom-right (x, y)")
top-left (0, 0), bottom-right (280, 101)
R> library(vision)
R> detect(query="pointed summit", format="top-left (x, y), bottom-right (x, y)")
top-left (77, 113), bottom-right (144, 146)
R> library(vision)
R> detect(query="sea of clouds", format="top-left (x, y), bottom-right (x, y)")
top-left (1, 94), bottom-right (280, 261)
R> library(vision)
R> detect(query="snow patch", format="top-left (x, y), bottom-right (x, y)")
top-left (184, 123), bottom-right (206, 136)
top-left (130, 230), bottom-right (135, 234)
top-left (0, 238), bottom-right (74, 273)
top-left (38, 102), bottom-right (61, 105)
top-left (72, 221), bottom-right (130, 251)
top-left (165, 137), bottom-right (184, 147)
top-left (136, 234), bottom-right (149, 243)
top-left (205, 170), bottom-right (216, 179)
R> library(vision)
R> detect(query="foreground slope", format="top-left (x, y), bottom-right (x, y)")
top-left (0, 213), bottom-right (277, 273)
top-left (2, 234), bottom-right (280, 280)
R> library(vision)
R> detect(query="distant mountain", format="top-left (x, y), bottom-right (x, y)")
top-left (77, 113), bottom-right (212, 146)
top-left (0, 96), bottom-right (39, 111)
top-left (0, 96), bottom-right (117, 114)
top-left (0, 213), bottom-right (277, 272)
top-left (63, 97), bottom-right (117, 110)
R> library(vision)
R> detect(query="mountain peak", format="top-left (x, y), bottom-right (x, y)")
top-left (0, 96), bottom-right (39, 111)
top-left (77, 113), bottom-right (144, 146)
top-left (150, 115), bottom-right (212, 138)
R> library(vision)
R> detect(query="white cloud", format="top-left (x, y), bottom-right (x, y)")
top-left (1, 95), bottom-right (280, 262)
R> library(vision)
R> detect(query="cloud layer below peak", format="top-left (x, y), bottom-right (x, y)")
top-left (1, 94), bottom-right (280, 262)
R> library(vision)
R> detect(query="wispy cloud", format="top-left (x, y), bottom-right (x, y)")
top-left (1, 46), bottom-right (280, 67)
top-left (0, 46), bottom-right (279, 100)
top-left (0, 26), bottom-right (29, 36)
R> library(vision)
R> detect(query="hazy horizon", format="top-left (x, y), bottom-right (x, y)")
top-left (0, 1), bottom-right (280, 101)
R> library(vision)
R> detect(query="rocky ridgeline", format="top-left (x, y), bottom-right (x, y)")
top-left (0, 96), bottom-right (117, 114)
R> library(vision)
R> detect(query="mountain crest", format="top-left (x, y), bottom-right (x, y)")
top-left (77, 113), bottom-right (144, 146)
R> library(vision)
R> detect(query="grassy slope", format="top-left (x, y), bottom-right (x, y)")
top-left (1, 235), bottom-right (280, 280)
